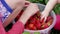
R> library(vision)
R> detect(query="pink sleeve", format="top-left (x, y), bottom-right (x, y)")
top-left (0, 20), bottom-right (6, 34)
top-left (8, 21), bottom-right (24, 34)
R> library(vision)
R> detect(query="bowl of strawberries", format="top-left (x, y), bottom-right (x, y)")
top-left (15, 3), bottom-right (56, 34)
top-left (23, 3), bottom-right (56, 34)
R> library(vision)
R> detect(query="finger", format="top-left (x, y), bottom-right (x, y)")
top-left (25, 4), bottom-right (29, 7)
top-left (24, 3), bottom-right (39, 17)
top-left (25, 1), bottom-right (31, 7)
top-left (41, 17), bottom-right (44, 20)
top-left (41, 15), bottom-right (44, 20)
top-left (40, 12), bottom-right (43, 20)
top-left (44, 17), bottom-right (47, 22)
top-left (25, 1), bottom-right (30, 4)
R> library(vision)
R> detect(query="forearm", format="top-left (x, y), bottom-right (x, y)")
top-left (3, 6), bottom-right (24, 27)
top-left (19, 3), bottom-right (39, 24)
top-left (19, 12), bottom-right (31, 24)
top-left (44, 0), bottom-right (57, 12)
top-left (57, 0), bottom-right (60, 3)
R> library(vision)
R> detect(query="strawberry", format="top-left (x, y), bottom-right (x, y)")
top-left (40, 18), bottom-right (44, 23)
top-left (46, 16), bottom-right (53, 22)
top-left (36, 12), bottom-right (41, 18)
top-left (41, 23), bottom-right (49, 29)
top-left (25, 27), bottom-right (30, 30)
top-left (25, 11), bottom-right (53, 30)
top-left (31, 26), bottom-right (37, 30)
top-left (30, 17), bottom-right (36, 24)
top-left (36, 22), bottom-right (41, 29)
top-left (29, 23), bottom-right (34, 29)
top-left (47, 19), bottom-right (53, 26)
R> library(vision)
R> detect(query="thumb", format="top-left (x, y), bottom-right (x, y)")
top-left (41, 12), bottom-right (44, 20)
top-left (44, 17), bottom-right (47, 22)
top-left (25, 1), bottom-right (31, 7)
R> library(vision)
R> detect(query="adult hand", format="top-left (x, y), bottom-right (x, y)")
top-left (19, 3), bottom-right (39, 24)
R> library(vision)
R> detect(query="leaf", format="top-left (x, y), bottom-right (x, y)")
top-left (54, 4), bottom-right (60, 14)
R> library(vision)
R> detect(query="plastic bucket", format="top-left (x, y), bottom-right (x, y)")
top-left (24, 3), bottom-right (56, 34)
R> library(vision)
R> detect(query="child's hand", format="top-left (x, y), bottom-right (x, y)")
top-left (19, 3), bottom-right (39, 24)
top-left (41, 11), bottom-right (49, 22)
top-left (40, 0), bottom-right (58, 22)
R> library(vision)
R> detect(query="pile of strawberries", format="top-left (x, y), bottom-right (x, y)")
top-left (15, 10), bottom-right (53, 30)
top-left (25, 11), bottom-right (53, 30)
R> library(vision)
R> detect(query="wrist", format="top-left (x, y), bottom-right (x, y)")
top-left (19, 14), bottom-right (30, 24)
top-left (43, 9), bottom-right (50, 13)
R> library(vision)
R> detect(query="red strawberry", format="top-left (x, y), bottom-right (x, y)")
top-left (36, 12), bottom-right (41, 18)
top-left (25, 26), bottom-right (30, 30)
top-left (36, 22), bottom-right (41, 29)
top-left (36, 18), bottom-right (40, 23)
top-left (29, 23), bottom-right (34, 29)
top-left (41, 23), bottom-right (49, 29)
top-left (33, 15), bottom-right (37, 18)
top-left (30, 18), bottom-right (36, 24)
top-left (47, 19), bottom-right (53, 26)
top-left (31, 26), bottom-right (37, 30)
top-left (44, 24), bottom-right (49, 28)
top-left (46, 16), bottom-right (53, 22)
top-left (40, 18), bottom-right (44, 23)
